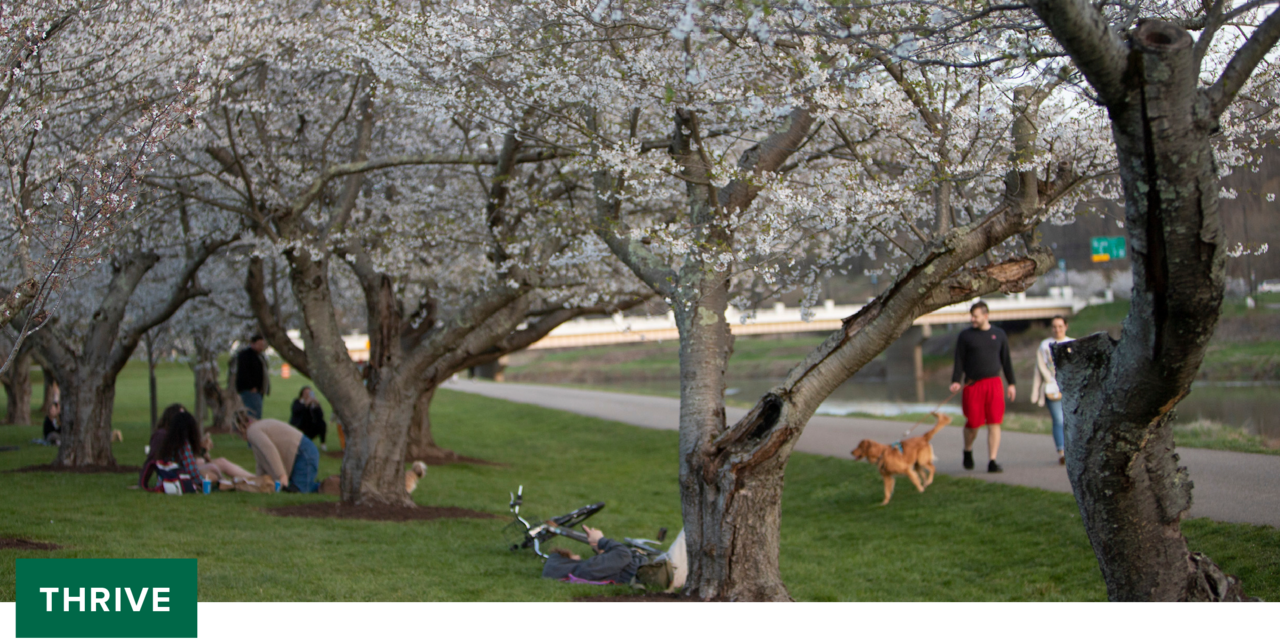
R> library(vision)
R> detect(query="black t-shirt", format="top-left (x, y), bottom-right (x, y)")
top-left (951, 326), bottom-right (1016, 385)
top-left (234, 347), bottom-right (264, 392)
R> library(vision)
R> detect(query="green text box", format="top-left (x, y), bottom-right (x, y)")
top-left (16, 559), bottom-right (197, 638)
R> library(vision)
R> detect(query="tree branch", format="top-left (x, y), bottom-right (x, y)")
top-left (0, 278), bottom-right (39, 331)
top-left (1025, 0), bottom-right (1132, 106)
top-left (246, 256), bottom-right (311, 378)
top-left (718, 107), bottom-right (816, 213)
top-left (110, 238), bottom-right (231, 372)
top-left (1206, 5), bottom-right (1280, 117)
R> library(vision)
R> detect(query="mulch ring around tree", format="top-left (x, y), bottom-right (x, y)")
top-left (323, 450), bottom-right (505, 467)
top-left (0, 538), bottom-right (62, 551)
top-left (575, 592), bottom-right (724, 602)
top-left (263, 502), bottom-right (500, 522)
top-left (6, 464), bottom-right (143, 474)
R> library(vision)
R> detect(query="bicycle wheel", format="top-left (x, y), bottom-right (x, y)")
top-left (502, 518), bottom-right (534, 551)
top-left (551, 502), bottom-right (604, 529)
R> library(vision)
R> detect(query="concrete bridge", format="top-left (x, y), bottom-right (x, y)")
top-left (523, 287), bottom-right (1087, 350)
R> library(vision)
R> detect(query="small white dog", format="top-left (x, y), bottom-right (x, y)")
top-left (405, 461), bottom-right (428, 494)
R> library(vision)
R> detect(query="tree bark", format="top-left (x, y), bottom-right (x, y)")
top-left (3, 353), bottom-right (33, 425)
top-left (1034, 15), bottom-right (1255, 601)
top-left (55, 368), bottom-right (121, 467)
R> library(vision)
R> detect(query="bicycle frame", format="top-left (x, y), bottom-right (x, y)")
top-left (507, 486), bottom-right (667, 559)
top-left (507, 486), bottom-right (597, 557)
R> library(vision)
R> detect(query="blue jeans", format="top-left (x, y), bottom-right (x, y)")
top-left (240, 391), bottom-right (263, 420)
top-left (289, 436), bottom-right (320, 493)
top-left (1047, 398), bottom-right (1065, 452)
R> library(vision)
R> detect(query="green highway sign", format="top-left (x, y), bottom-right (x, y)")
top-left (1091, 236), bottom-right (1127, 262)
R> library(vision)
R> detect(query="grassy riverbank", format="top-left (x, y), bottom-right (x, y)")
top-left (2, 368), bottom-right (1278, 601)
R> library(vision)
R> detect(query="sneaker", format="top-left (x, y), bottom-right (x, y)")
top-left (963, 451), bottom-right (974, 470)
top-left (320, 443), bottom-right (328, 452)
top-left (988, 460), bottom-right (1003, 473)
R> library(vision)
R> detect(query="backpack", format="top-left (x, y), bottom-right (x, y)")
top-left (155, 461), bottom-right (200, 495)
top-left (139, 459), bottom-right (165, 493)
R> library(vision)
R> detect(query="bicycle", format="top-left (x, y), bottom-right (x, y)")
top-left (504, 485), bottom-right (667, 559)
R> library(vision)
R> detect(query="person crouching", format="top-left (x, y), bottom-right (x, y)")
top-left (232, 408), bottom-right (320, 493)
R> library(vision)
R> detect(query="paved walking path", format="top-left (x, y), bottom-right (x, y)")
top-left (446, 379), bottom-right (1280, 529)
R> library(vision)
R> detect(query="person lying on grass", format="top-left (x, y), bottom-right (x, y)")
top-left (541, 525), bottom-right (674, 589)
top-left (541, 525), bottom-right (637, 584)
top-left (233, 408), bottom-right (321, 493)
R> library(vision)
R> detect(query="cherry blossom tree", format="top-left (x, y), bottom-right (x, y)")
top-left (0, 1), bottom-right (219, 378)
top-left (363, 0), bottom-right (1120, 599)
top-left (0, 1), bottom-right (319, 466)
top-left (152, 7), bottom-right (650, 505)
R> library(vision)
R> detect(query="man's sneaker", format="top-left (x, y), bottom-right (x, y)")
top-left (988, 460), bottom-right (1003, 473)
top-left (963, 451), bottom-right (974, 470)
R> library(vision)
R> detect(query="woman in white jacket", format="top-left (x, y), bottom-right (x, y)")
top-left (1031, 316), bottom-right (1072, 465)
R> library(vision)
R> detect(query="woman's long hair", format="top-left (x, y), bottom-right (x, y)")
top-left (158, 410), bottom-right (202, 464)
top-left (154, 403), bottom-right (187, 433)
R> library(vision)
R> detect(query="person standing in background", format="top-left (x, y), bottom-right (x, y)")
top-left (234, 335), bottom-right (270, 420)
top-left (1032, 316), bottom-right (1073, 466)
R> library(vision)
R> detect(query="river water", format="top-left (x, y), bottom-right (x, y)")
top-left (595, 377), bottom-right (1280, 441)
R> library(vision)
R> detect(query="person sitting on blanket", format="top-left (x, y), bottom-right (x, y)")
top-left (142, 404), bottom-right (255, 490)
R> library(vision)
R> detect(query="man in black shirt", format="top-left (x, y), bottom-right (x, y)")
top-left (948, 301), bottom-right (1016, 473)
top-left (234, 335), bottom-right (270, 419)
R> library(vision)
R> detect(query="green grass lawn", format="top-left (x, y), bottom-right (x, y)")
top-left (2, 363), bottom-right (1278, 601)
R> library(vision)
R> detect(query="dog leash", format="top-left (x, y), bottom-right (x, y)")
top-left (900, 387), bottom-right (960, 437)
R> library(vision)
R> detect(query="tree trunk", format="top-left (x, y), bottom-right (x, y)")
top-left (146, 331), bottom-right (158, 430)
top-left (338, 378), bottom-right (416, 507)
top-left (40, 366), bottom-right (56, 418)
top-left (1051, 19), bottom-right (1250, 601)
top-left (54, 369), bottom-right (119, 467)
top-left (674, 265), bottom-right (795, 601)
top-left (3, 353), bottom-right (33, 425)
top-left (197, 362), bottom-right (241, 433)
top-left (404, 385), bottom-right (458, 461)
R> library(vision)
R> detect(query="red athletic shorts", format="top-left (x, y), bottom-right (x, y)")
top-left (961, 377), bottom-right (1005, 429)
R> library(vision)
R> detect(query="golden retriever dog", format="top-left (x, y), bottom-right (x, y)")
top-left (851, 412), bottom-right (951, 505)
top-left (405, 461), bottom-right (427, 494)
top-left (111, 429), bottom-right (124, 443)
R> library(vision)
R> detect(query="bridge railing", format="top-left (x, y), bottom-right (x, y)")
top-left (524, 289), bottom-right (1088, 350)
